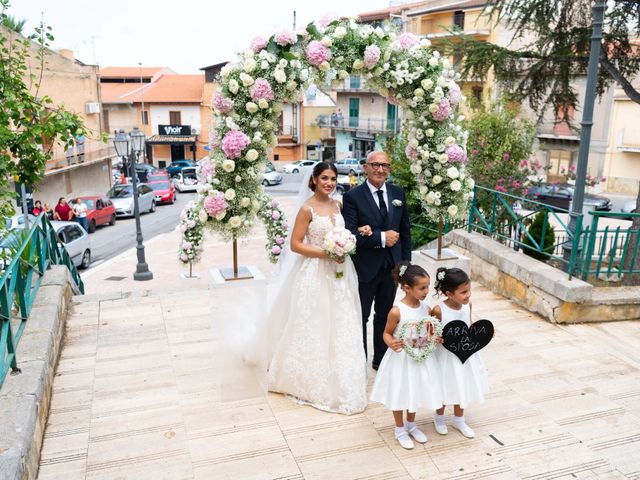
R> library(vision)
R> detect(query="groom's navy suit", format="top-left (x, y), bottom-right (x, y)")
top-left (343, 181), bottom-right (412, 365)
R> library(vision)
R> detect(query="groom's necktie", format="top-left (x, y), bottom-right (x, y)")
top-left (376, 190), bottom-right (388, 219)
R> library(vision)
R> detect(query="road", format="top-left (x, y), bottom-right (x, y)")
top-left (86, 174), bottom-right (305, 268)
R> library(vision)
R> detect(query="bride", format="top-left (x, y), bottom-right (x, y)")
top-left (267, 161), bottom-right (368, 415)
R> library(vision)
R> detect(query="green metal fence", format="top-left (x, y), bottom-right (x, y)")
top-left (1, 214), bottom-right (84, 387)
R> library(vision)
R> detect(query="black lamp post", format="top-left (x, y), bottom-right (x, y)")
top-left (113, 128), bottom-right (153, 281)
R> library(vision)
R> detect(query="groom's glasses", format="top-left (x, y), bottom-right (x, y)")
top-left (367, 162), bottom-right (391, 170)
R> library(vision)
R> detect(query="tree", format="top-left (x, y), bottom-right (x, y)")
top-left (0, 13), bottom-right (25, 33)
top-left (448, 0), bottom-right (640, 283)
top-left (522, 210), bottom-right (555, 262)
top-left (0, 0), bottom-right (87, 232)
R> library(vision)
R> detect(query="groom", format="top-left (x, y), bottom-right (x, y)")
top-left (343, 150), bottom-right (412, 369)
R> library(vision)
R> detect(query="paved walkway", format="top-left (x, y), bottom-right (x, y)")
top-left (36, 199), bottom-right (640, 479)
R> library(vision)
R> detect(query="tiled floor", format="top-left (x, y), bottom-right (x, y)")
top-left (37, 284), bottom-right (640, 479)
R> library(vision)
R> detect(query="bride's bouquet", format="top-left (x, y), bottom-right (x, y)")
top-left (323, 227), bottom-right (357, 279)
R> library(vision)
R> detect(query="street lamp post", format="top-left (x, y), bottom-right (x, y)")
top-left (562, 0), bottom-right (606, 273)
top-left (113, 128), bottom-right (153, 281)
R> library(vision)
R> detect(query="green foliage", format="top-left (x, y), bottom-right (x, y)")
top-left (0, 12), bottom-right (24, 33)
top-left (0, 0), bottom-right (87, 234)
top-left (522, 210), bottom-right (556, 262)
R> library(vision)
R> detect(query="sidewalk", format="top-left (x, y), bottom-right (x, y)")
top-left (37, 196), bottom-right (640, 479)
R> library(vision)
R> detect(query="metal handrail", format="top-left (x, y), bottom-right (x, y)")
top-left (1, 214), bottom-right (84, 387)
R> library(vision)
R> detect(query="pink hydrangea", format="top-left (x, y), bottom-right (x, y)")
top-left (204, 193), bottom-right (228, 217)
top-left (396, 32), bottom-right (420, 49)
top-left (250, 36), bottom-right (268, 53)
top-left (318, 13), bottom-right (338, 29)
top-left (275, 236), bottom-right (285, 245)
top-left (306, 40), bottom-right (331, 66)
top-left (271, 199), bottom-right (279, 208)
top-left (447, 81), bottom-right (463, 105)
top-left (209, 130), bottom-right (220, 149)
top-left (199, 160), bottom-right (215, 178)
top-left (250, 78), bottom-right (274, 101)
top-left (405, 144), bottom-right (418, 160)
top-left (275, 30), bottom-right (297, 46)
top-left (364, 44), bottom-right (381, 68)
top-left (221, 130), bottom-right (250, 159)
top-left (432, 98), bottom-right (452, 121)
top-left (212, 92), bottom-right (234, 114)
top-left (271, 211), bottom-right (281, 221)
top-left (271, 245), bottom-right (282, 255)
top-left (447, 144), bottom-right (467, 164)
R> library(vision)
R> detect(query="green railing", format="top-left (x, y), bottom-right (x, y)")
top-left (1, 214), bottom-right (84, 387)
top-left (467, 186), bottom-right (585, 277)
top-left (576, 211), bottom-right (640, 281)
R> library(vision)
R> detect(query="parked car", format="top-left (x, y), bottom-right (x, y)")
top-left (70, 196), bottom-right (117, 233)
top-left (51, 220), bottom-right (91, 269)
top-left (282, 160), bottom-right (318, 174)
top-left (175, 167), bottom-right (198, 192)
top-left (166, 160), bottom-right (195, 177)
top-left (261, 163), bottom-right (283, 186)
top-left (149, 180), bottom-right (176, 204)
top-left (4, 214), bottom-right (37, 231)
top-left (146, 172), bottom-right (171, 184)
top-left (133, 163), bottom-right (157, 183)
top-left (621, 199), bottom-right (638, 218)
top-left (527, 183), bottom-right (612, 211)
top-left (335, 158), bottom-right (364, 175)
top-left (108, 183), bottom-right (156, 217)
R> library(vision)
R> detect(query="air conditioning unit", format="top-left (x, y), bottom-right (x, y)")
top-left (191, 128), bottom-right (200, 135)
top-left (85, 102), bottom-right (100, 114)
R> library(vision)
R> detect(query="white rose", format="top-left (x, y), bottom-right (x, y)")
top-left (450, 180), bottom-right (462, 191)
top-left (447, 166), bottom-right (459, 179)
top-left (245, 149), bottom-right (259, 161)
top-left (299, 69), bottom-right (309, 81)
top-left (224, 188), bottom-right (236, 201)
top-left (251, 199), bottom-right (260, 210)
top-left (374, 27), bottom-right (384, 38)
top-left (338, 70), bottom-right (349, 80)
top-left (420, 38), bottom-right (431, 47)
top-left (428, 103), bottom-right (439, 113)
top-left (333, 26), bottom-right (347, 38)
top-left (319, 61), bottom-right (330, 71)
top-left (246, 102), bottom-right (259, 114)
top-left (235, 175), bottom-right (242, 183)
top-left (215, 211), bottom-right (226, 221)
top-left (466, 177), bottom-right (475, 188)
top-left (445, 136), bottom-right (456, 146)
top-left (448, 205), bottom-right (459, 217)
top-left (286, 80), bottom-right (298, 91)
top-left (261, 60), bottom-right (269, 70)
top-left (432, 175), bottom-right (443, 185)
top-left (240, 72), bottom-right (254, 87)
top-left (429, 57), bottom-right (439, 67)
top-left (241, 197), bottom-right (251, 208)
top-left (421, 78), bottom-right (434, 90)
top-left (250, 119), bottom-right (259, 128)
top-left (244, 58), bottom-right (256, 72)
top-left (274, 68), bottom-right (287, 84)
top-left (258, 98), bottom-right (269, 109)
top-left (228, 79), bottom-right (239, 94)
top-left (278, 58), bottom-right (288, 68)
top-left (272, 103), bottom-right (283, 113)
top-left (419, 185), bottom-right (428, 195)
top-left (439, 154), bottom-right (449, 163)
top-left (410, 163), bottom-right (422, 174)
top-left (437, 76), bottom-right (447, 87)
top-left (222, 159), bottom-right (235, 173)
top-left (414, 88), bottom-right (424, 97)
top-left (229, 216), bottom-right (242, 228)
top-left (198, 209), bottom-right (209, 223)
top-left (321, 36), bottom-right (332, 47)
top-left (425, 191), bottom-right (436, 204)
top-left (426, 129), bottom-right (435, 137)
top-left (353, 59), bottom-right (365, 70)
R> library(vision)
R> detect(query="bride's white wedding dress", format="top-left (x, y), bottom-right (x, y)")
top-left (267, 205), bottom-right (367, 415)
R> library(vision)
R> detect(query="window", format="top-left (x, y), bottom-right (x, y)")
top-left (169, 111), bottom-right (181, 124)
top-left (548, 150), bottom-right (572, 177)
top-left (141, 110), bottom-right (149, 125)
top-left (349, 75), bottom-right (361, 89)
top-left (472, 86), bottom-right (483, 103)
top-left (65, 226), bottom-right (83, 242)
top-left (387, 103), bottom-right (397, 131)
top-left (453, 10), bottom-right (465, 29)
top-left (349, 98), bottom-right (359, 128)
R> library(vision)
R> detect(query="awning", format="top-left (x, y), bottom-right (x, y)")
top-left (146, 135), bottom-right (196, 145)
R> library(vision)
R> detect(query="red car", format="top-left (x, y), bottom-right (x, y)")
top-left (149, 179), bottom-right (176, 205)
top-left (72, 195), bottom-right (117, 233)
top-left (147, 172), bottom-right (170, 183)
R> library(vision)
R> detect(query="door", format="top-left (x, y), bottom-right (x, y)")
top-left (95, 199), bottom-right (107, 224)
top-left (171, 144), bottom-right (185, 161)
top-left (349, 98), bottom-right (359, 128)
top-left (387, 103), bottom-right (397, 131)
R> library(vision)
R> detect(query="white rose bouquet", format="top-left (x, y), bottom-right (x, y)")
top-left (322, 226), bottom-right (357, 278)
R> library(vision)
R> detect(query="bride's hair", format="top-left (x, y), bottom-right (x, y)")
top-left (308, 162), bottom-right (338, 191)
top-left (392, 261), bottom-right (429, 288)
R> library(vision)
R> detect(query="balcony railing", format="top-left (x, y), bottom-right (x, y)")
top-left (46, 140), bottom-right (116, 172)
top-left (316, 115), bottom-right (398, 134)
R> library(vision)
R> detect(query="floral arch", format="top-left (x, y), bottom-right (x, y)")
top-left (179, 16), bottom-right (473, 266)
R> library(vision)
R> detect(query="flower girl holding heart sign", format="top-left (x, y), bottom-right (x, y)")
top-left (431, 267), bottom-right (489, 439)
top-left (370, 262), bottom-right (444, 450)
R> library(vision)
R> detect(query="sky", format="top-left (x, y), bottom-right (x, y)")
top-left (9, 0), bottom-right (391, 73)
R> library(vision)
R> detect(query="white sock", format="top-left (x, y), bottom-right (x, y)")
top-left (395, 426), bottom-right (407, 436)
top-left (405, 421), bottom-right (416, 431)
top-left (434, 414), bottom-right (446, 425)
top-left (453, 415), bottom-right (465, 424)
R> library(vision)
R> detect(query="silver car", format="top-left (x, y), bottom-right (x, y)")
top-left (108, 183), bottom-right (156, 217)
top-left (51, 221), bottom-right (91, 269)
top-left (5, 214), bottom-right (37, 231)
top-left (261, 163), bottom-right (283, 186)
top-left (335, 158), bottom-right (364, 175)
top-left (175, 167), bottom-right (198, 193)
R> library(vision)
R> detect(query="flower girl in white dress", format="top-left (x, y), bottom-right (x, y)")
top-left (431, 267), bottom-right (489, 439)
top-left (370, 262), bottom-right (444, 449)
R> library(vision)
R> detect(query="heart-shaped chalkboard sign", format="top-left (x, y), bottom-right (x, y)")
top-left (442, 319), bottom-right (494, 364)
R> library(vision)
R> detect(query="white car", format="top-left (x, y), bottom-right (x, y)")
top-left (108, 183), bottom-right (156, 217)
top-left (260, 163), bottom-right (283, 186)
top-left (175, 167), bottom-right (198, 192)
top-left (282, 160), bottom-right (318, 174)
top-left (5, 214), bottom-right (37, 231)
top-left (51, 221), bottom-right (91, 269)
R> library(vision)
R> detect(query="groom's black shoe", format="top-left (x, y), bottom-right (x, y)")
top-left (372, 362), bottom-right (380, 371)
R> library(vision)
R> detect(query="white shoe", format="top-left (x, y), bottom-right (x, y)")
top-left (395, 429), bottom-right (415, 449)
top-left (434, 418), bottom-right (448, 435)
top-left (407, 425), bottom-right (428, 443)
top-left (452, 420), bottom-right (475, 438)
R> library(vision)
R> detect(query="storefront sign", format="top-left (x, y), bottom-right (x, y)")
top-left (158, 124), bottom-right (191, 135)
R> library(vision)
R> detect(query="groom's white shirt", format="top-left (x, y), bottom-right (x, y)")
top-left (366, 180), bottom-right (390, 248)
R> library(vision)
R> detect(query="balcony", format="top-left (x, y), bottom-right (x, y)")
top-left (316, 115), bottom-right (399, 134)
top-left (45, 140), bottom-right (117, 175)
top-left (331, 77), bottom-right (378, 94)
top-left (276, 125), bottom-right (299, 145)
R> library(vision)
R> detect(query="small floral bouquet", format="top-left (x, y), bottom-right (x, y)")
top-left (322, 226), bottom-right (357, 278)
top-left (398, 316), bottom-right (443, 362)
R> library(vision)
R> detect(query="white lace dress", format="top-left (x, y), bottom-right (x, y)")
top-left (267, 207), bottom-right (368, 415)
